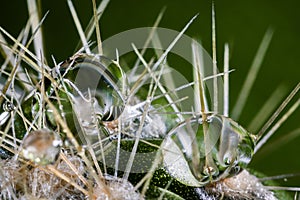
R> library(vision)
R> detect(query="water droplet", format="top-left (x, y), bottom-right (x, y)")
top-left (21, 129), bottom-right (62, 165)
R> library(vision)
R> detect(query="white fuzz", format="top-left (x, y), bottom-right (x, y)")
top-left (206, 169), bottom-right (276, 200)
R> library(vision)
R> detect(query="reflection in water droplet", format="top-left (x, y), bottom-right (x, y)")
top-left (163, 113), bottom-right (255, 186)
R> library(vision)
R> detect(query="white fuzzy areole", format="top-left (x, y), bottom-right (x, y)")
top-left (206, 169), bottom-right (277, 200)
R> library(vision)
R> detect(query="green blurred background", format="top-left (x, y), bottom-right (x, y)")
top-left (1, 0), bottom-right (299, 186)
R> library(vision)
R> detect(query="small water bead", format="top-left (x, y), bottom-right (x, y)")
top-left (3, 101), bottom-right (15, 112)
top-left (21, 129), bottom-right (62, 165)
top-left (163, 113), bottom-right (256, 186)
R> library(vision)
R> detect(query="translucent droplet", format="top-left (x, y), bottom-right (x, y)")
top-left (21, 129), bottom-right (62, 165)
top-left (3, 101), bottom-right (15, 112)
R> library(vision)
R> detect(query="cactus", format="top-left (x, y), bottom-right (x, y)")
top-left (0, 1), bottom-right (299, 199)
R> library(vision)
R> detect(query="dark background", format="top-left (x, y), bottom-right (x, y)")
top-left (1, 0), bottom-right (299, 186)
